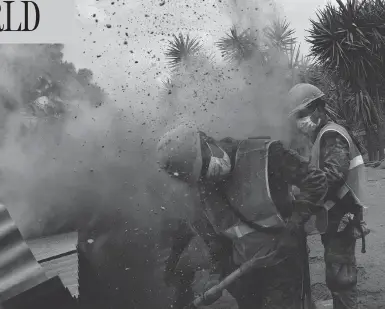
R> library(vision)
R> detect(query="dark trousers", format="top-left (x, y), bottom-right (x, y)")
top-left (170, 257), bottom-right (303, 309)
top-left (321, 231), bottom-right (358, 309)
top-left (224, 257), bottom-right (303, 309)
top-left (171, 268), bottom-right (195, 309)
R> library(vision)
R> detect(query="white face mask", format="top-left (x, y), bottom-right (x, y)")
top-left (296, 115), bottom-right (320, 135)
top-left (206, 154), bottom-right (231, 178)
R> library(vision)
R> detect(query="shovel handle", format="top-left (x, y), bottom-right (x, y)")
top-left (186, 250), bottom-right (277, 308)
top-left (248, 136), bottom-right (271, 140)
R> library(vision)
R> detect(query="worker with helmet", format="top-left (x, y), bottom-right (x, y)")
top-left (287, 83), bottom-right (370, 309)
top-left (157, 120), bottom-right (327, 309)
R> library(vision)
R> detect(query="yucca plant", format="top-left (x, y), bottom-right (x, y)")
top-left (216, 26), bottom-right (258, 64)
top-left (286, 43), bottom-right (301, 69)
top-left (162, 33), bottom-right (203, 98)
top-left (286, 42), bottom-right (302, 86)
top-left (216, 19), bottom-right (301, 84)
top-left (261, 18), bottom-right (306, 87)
top-left (346, 90), bottom-right (381, 127)
top-left (264, 19), bottom-right (297, 52)
top-left (164, 33), bottom-right (204, 70)
top-left (307, 0), bottom-right (385, 160)
top-left (307, 1), bottom-right (381, 87)
top-left (298, 54), bottom-right (312, 71)
top-left (161, 32), bottom-right (218, 121)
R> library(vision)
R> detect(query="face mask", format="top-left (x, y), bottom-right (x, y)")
top-left (296, 114), bottom-right (320, 135)
top-left (206, 152), bottom-right (231, 178)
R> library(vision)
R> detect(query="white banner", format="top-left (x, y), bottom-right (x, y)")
top-left (0, 0), bottom-right (75, 43)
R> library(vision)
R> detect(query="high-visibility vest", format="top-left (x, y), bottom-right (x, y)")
top-left (309, 122), bottom-right (366, 234)
top-left (200, 138), bottom-right (288, 239)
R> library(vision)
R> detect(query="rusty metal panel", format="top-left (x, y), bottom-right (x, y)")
top-left (0, 204), bottom-right (47, 302)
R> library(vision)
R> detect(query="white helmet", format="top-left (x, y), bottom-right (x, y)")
top-left (156, 121), bottom-right (202, 182)
top-left (287, 83), bottom-right (325, 117)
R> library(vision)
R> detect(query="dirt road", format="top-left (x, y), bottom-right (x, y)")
top-left (307, 167), bottom-right (385, 309)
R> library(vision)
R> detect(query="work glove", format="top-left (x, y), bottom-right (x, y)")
top-left (277, 219), bottom-right (302, 258)
top-left (198, 274), bottom-right (223, 306)
top-left (286, 220), bottom-right (301, 235)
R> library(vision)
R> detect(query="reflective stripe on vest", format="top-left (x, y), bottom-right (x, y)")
top-left (224, 214), bottom-right (285, 238)
top-left (223, 139), bottom-right (286, 239)
top-left (207, 139), bottom-right (287, 238)
top-left (310, 122), bottom-right (365, 234)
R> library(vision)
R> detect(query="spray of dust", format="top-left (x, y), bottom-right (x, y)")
top-left (156, 0), bottom-right (301, 296)
top-left (161, 49), bottom-right (293, 142)
top-left (219, 0), bottom-right (282, 35)
top-left (0, 45), bottom-right (188, 234)
top-left (0, 1), bottom-right (300, 308)
top-left (0, 44), bottom-right (197, 308)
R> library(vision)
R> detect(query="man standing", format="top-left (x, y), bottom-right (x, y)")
top-left (157, 122), bottom-right (327, 309)
top-left (287, 83), bottom-right (370, 309)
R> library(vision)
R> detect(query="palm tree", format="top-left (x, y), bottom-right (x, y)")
top-left (216, 26), bottom-right (258, 64)
top-left (164, 33), bottom-right (204, 71)
top-left (216, 18), bottom-right (302, 87)
top-left (161, 32), bottom-right (204, 99)
top-left (263, 19), bottom-right (297, 52)
top-left (307, 0), bottom-right (385, 160)
top-left (286, 42), bottom-right (302, 86)
top-left (263, 19), bottom-right (311, 88)
top-left (161, 32), bottom-right (218, 123)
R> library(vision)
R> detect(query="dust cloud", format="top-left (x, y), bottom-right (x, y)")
top-left (0, 45), bottom-right (189, 236)
top-left (161, 0), bottom-right (293, 141)
top-left (0, 0), bottom-right (298, 308)
top-left (0, 44), bottom-right (195, 308)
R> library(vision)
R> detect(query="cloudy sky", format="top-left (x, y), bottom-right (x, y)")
top-left (63, 0), bottom-right (334, 99)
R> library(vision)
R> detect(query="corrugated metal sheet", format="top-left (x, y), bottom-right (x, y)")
top-left (27, 232), bottom-right (77, 261)
top-left (26, 232), bottom-right (79, 298)
top-left (41, 253), bottom-right (78, 297)
top-left (2, 275), bottom-right (77, 309)
top-left (0, 204), bottom-right (47, 302)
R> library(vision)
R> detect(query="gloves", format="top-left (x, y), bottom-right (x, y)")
top-left (291, 200), bottom-right (313, 224)
top-left (277, 220), bottom-right (302, 257)
top-left (199, 274), bottom-right (223, 306)
top-left (286, 220), bottom-right (301, 235)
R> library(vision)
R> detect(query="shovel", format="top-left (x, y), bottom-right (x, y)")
top-left (183, 250), bottom-right (277, 309)
top-left (184, 228), bottom-right (313, 309)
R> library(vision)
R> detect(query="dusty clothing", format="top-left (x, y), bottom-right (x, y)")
top-left (315, 124), bottom-right (362, 309)
top-left (225, 256), bottom-right (303, 309)
top-left (162, 133), bottom-right (327, 309)
top-left (198, 134), bottom-right (326, 269)
top-left (322, 232), bottom-right (358, 309)
top-left (169, 252), bottom-right (304, 309)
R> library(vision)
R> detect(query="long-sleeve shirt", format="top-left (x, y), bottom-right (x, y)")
top-left (319, 131), bottom-right (350, 201)
top-left (317, 129), bottom-right (362, 233)
top-left (164, 134), bottom-right (327, 273)
top-left (203, 135), bottom-right (327, 223)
